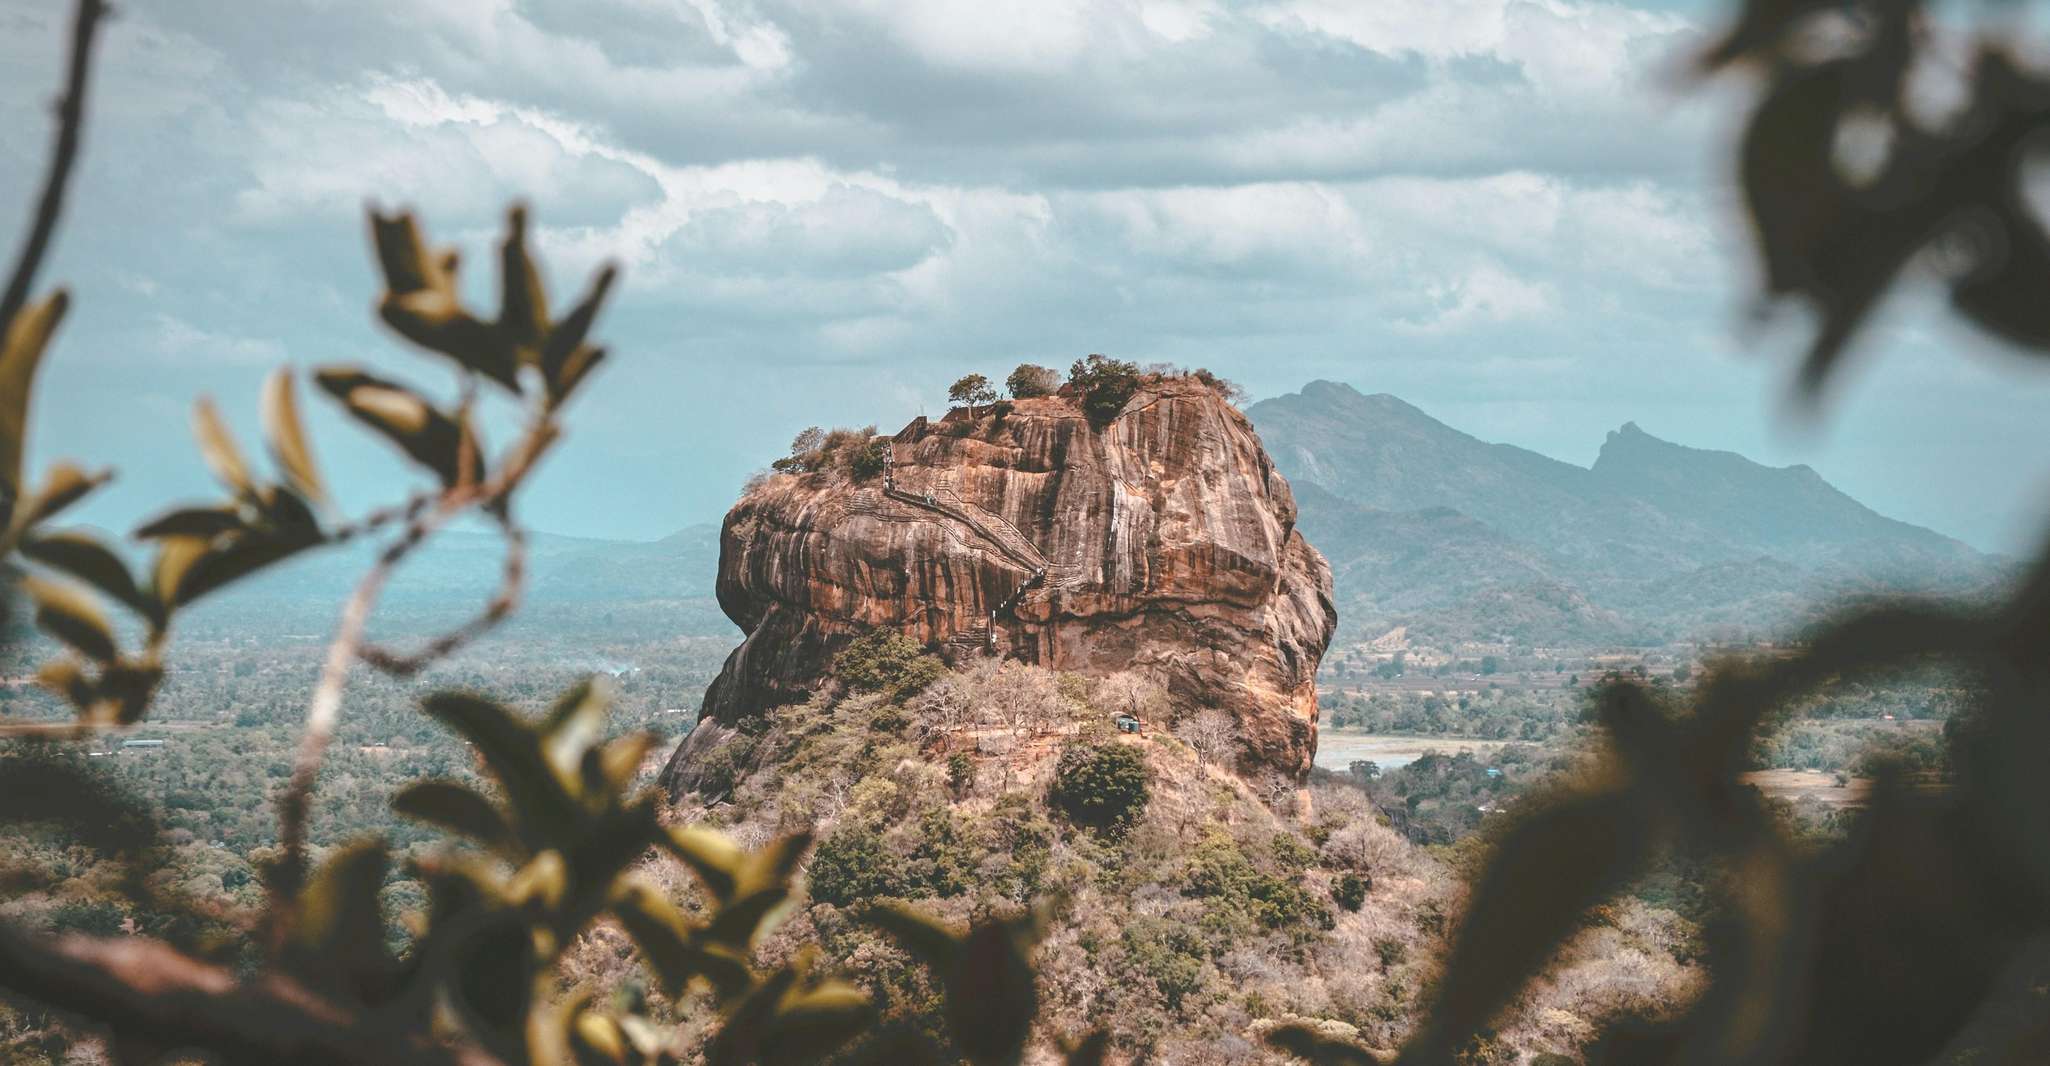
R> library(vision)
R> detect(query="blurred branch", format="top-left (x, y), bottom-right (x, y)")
top-left (0, 0), bottom-right (107, 335)
top-left (270, 493), bottom-right (465, 920)
top-left (0, 925), bottom-right (504, 1066)
top-left (358, 513), bottom-right (526, 675)
top-left (272, 406), bottom-right (557, 915)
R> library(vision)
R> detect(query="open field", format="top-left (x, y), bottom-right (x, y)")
top-left (1740, 769), bottom-right (1870, 808)
top-left (1314, 730), bottom-right (1519, 772)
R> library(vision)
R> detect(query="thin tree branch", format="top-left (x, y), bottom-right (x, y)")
top-left (269, 495), bottom-right (463, 925)
top-left (0, 0), bottom-right (108, 335)
top-left (0, 925), bottom-right (504, 1066)
top-left (359, 516), bottom-right (527, 675)
top-left (271, 390), bottom-right (561, 920)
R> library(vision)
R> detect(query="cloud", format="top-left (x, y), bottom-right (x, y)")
top-left (234, 78), bottom-right (665, 227)
top-left (1396, 263), bottom-right (1559, 334)
top-left (13, 0), bottom-right (2050, 551)
top-left (665, 184), bottom-right (954, 279)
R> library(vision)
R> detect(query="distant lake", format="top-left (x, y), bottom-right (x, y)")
top-left (1314, 730), bottom-right (1516, 774)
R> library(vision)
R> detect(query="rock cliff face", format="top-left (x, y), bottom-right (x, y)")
top-left (660, 376), bottom-right (1335, 791)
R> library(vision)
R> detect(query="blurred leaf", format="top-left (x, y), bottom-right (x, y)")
top-left (393, 780), bottom-right (520, 856)
top-left (740, 831), bottom-right (812, 900)
top-left (133, 504), bottom-right (243, 540)
top-left (617, 1015), bottom-right (666, 1058)
top-left (191, 397), bottom-right (254, 497)
top-left (949, 918), bottom-right (1039, 1066)
top-left (98, 658), bottom-right (162, 726)
top-left (707, 966), bottom-right (798, 1066)
top-left (701, 884), bottom-right (794, 954)
top-left (541, 264), bottom-right (616, 404)
top-left (663, 825), bottom-right (745, 904)
top-left (448, 913), bottom-right (539, 1055)
top-left (864, 901), bottom-right (962, 971)
top-left (257, 483), bottom-right (321, 537)
top-left (146, 535), bottom-right (208, 618)
top-left (379, 289), bottom-right (519, 393)
top-left (22, 531), bottom-right (146, 616)
top-left (563, 797), bottom-right (668, 897)
top-left (763, 979), bottom-right (874, 1066)
top-left (27, 575), bottom-right (117, 662)
top-left (163, 529), bottom-right (318, 609)
top-left (35, 658), bottom-right (93, 710)
top-left (866, 904), bottom-right (1038, 1065)
top-left (548, 344), bottom-right (607, 406)
top-left (543, 676), bottom-right (612, 782)
top-left (8, 461), bottom-right (107, 534)
top-left (610, 878), bottom-right (751, 1000)
top-left (290, 839), bottom-right (397, 999)
top-left (567, 1004), bottom-right (630, 1066)
top-left (0, 750), bottom-right (157, 854)
top-left (586, 732), bottom-right (657, 800)
top-left (0, 289), bottom-right (67, 504)
top-left (498, 205), bottom-right (548, 349)
top-left (1404, 786), bottom-right (1655, 1060)
top-left (1064, 1030), bottom-right (1111, 1066)
top-left (506, 849), bottom-right (569, 913)
top-left (422, 692), bottom-right (566, 837)
top-left (314, 366), bottom-right (484, 488)
top-left (369, 209), bottom-right (438, 295)
top-left (260, 368), bottom-right (327, 506)
top-left (368, 207), bottom-right (526, 390)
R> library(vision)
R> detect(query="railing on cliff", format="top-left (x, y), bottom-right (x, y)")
top-left (880, 442), bottom-right (1054, 654)
top-left (880, 446), bottom-right (1047, 573)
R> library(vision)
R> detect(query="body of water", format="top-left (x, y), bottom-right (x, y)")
top-left (1314, 730), bottom-right (1516, 774)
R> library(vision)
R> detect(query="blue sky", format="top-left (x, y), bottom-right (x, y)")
top-left (5, 0), bottom-right (2050, 552)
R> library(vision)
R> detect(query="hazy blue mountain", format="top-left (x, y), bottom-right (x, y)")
top-left (1587, 421), bottom-right (1981, 574)
top-left (110, 379), bottom-right (2004, 652)
top-left (1250, 381), bottom-right (2001, 646)
top-left (167, 522), bottom-right (733, 639)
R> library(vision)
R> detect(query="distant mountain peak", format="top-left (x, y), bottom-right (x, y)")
top-left (1278, 380), bottom-right (1434, 422)
top-left (1246, 381), bottom-right (1988, 647)
top-left (1299, 379), bottom-right (1359, 400)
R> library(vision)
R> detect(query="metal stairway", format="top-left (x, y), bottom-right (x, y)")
top-left (881, 443), bottom-right (1053, 656)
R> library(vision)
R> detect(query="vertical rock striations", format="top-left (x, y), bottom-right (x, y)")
top-left (661, 375), bottom-right (1335, 792)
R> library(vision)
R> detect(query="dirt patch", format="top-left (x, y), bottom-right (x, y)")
top-left (1741, 769), bottom-right (1870, 808)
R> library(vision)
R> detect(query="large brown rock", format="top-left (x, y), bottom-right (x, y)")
top-left (660, 376), bottom-right (1335, 792)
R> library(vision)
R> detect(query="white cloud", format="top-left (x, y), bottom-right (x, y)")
top-left (1254, 0), bottom-right (1690, 87)
top-left (33, 0), bottom-right (2047, 550)
top-left (231, 78), bottom-right (664, 226)
top-left (1397, 262), bottom-right (1559, 334)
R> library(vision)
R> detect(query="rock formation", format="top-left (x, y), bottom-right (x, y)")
top-left (661, 375), bottom-right (1335, 792)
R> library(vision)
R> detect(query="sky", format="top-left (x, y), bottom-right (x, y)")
top-left (5, 0), bottom-right (2050, 553)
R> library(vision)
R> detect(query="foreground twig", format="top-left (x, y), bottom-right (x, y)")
top-left (0, 0), bottom-right (106, 335)
top-left (359, 513), bottom-right (528, 674)
top-left (270, 494), bottom-right (465, 920)
top-left (0, 926), bottom-right (503, 1066)
top-left (272, 410), bottom-right (556, 912)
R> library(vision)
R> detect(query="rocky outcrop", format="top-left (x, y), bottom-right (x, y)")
top-left (660, 376), bottom-right (1335, 791)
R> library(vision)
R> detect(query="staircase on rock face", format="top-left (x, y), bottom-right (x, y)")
top-left (943, 617), bottom-right (995, 655)
top-left (882, 443), bottom-right (1051, 656)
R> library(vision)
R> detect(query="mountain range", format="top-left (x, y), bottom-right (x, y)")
top-left (1247, 381), bottom-right (2005, 647)
top-left (162, 379), bottom-right (2005, 650)
top-left (162, 523), bottom-right (730, 640)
